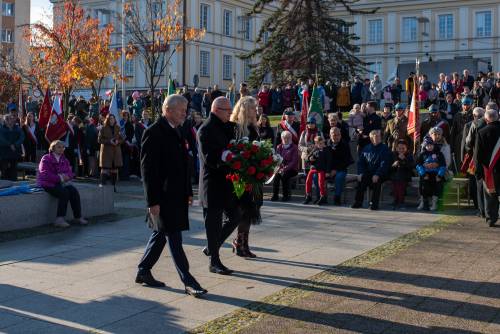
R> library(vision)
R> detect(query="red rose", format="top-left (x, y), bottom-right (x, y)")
top-left (237, 144), bottom-right (244, 150)
top-left (256, 172), bottom-right (265, 180)
top-left (251, 145), bottom-right (259, 153)
top-left (227, 143), bottom-right (234, 149)
top-left (260, 160), bottom-right (267, 167)
top-left (231, 174), bottom-right (240, 182)
top-left (247, 166), bottom-right (256, 175)
top-left (226, 153), bottom-right (233, 162)
top-left (245, 184), bottom-right (253, 192)
top-left (242, 151), bottom-right (251, 159)
top-left (267, 170), bottom-right (274, 177)
top-left (226, 174), bottom-right (232, 181)
top-left (232, 161), bottom-right (242, 170)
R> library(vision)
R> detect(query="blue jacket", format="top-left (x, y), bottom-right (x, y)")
top-left (416, 150), bottom-right (446, 177)
top-left (0, 124), bottom-right (24, 160)
top-left (357, 143), bottom-right (392, 177)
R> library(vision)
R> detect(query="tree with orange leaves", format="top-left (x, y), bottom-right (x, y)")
top-left (123, 0), bottom-right (204, 112)
top-left (22, 0), bottom-right (122, 114)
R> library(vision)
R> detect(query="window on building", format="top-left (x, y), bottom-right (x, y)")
top-left (341, 23), bottom-right (350, 35)
top-left (476, 11), bottom-right (492, 37)
top-left (241, 16), bottom-right (252, 41)
top-left (438, 14), bottom-right (453, 39)
top-left (368, 61), bottom-right (382, 77)
top-left (402, 17), bottom-right (417, 42)
top-left (2, 3), bottom-right (14, 16)
top-left (1, 29), bottom-right (13, 43)
top-left (200, 51), bottom-right (210, 77)
top-left (153, 1), bottom-right (165, 19)
top-left (368, 19), bottom-right (383, 44)
top-left (263, 31), bottom-right (270, 44)
top-left (125, 59), bottom-right (134, 77)
top-left (244, 59), bottom-right (251, 81)
top-left (223, 10), bottom-right (232, 36)
top-left (223, 55), bottom-right (232, 80)
top-left (200, 4), bottom-right (210, 31)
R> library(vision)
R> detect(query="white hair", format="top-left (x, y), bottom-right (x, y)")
top-left (162, 94), bottom-right (188, 113)
top-left (281, 130), bottom-right (292, 139)
top-left (485, 109), bottom-right (499, 122)
top-left (473, 107), bottom-right (485, 117)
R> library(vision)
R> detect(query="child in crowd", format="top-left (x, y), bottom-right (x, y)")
top-left (416, 138), bottom-right (446, 211)
top-left (347, 104), bottom-right (364, 140)
top-left (390, 140), bottom-right (414, 210)
top-left (303, 136), bottom-right (331, 205)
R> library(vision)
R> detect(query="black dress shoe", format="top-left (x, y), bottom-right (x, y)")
top-left (202, 247), bottom-right (210, 257)
top-left (303, 195), bottom-right (312, 204)
top-left (270, 195), bottom-right (279, 201)
top-left (209, 263), bottom-right (233, 275)
top-left (351, 202), bottom-right (362, 209)
top-left (370, 205), bottom-right (379, 211)
top-left (185, 285), bottom-right (208, 297)
top-left (135, 272), bottom-right (165, 287)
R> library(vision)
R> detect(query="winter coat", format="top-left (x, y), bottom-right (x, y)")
top-left (348, 112), bottom-right (364, 130)
top-left (357, 143), bottom-right (392, 178)
top-left (337, 87), bottom-right (351, 107)
top-left (299, 129), bottom-right (323, 161)
top-left (416, 149), bottom-right (446, 177)
top-left (271, 89), bottom-right (283, 114)
top-left (0, 124), bottom-right (24, 160)
top-left (307, 146), bottom-right (331, 172)
top-left (258, 90), bottom-right (271, 108)
top-left (276, 143), bottom-right (299, 174)
top-left (327, 139), bottom-right (353, 172)
top-left (351, 82), bottom-right (363, 104)
top-left (370, 79), bottom-right (383, 100)
top-left (191, 92), bottom-right (203, 112)
top-left (384, 116), bottom-right (410, 151)
top-left (257, 125), bottom-right (275, 142)
top-left (37, 153), bottom-right (74, 188)
top-left (390, 152), bottom-right (414, 182)
top-left (98, 124), bottom-right (124, 168)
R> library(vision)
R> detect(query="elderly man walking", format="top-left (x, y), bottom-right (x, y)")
top-left (136, 94), bottom-right (207, 297)
top-left (198, 96), bottom-right (241, 275)
top-left (474, 108), bottom-right (500, 227)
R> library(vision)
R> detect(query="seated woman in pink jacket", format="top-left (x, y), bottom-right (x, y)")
top-left (37, 140), bottom-right (87, 227)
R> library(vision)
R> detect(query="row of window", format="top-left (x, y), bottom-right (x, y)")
top-left (200, 3), bottom-right (253, 40)
top-left (1, 29), bottom-right (13, 43)
top-left (2, 3), bottom-right (14, 16)
top-left (366, 11), bottom-right (492, 44)
top-left (122, 52), bottom-right (251, 81)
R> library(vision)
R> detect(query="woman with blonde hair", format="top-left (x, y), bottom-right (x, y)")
top-left (229, 96), bottom-right (261, 258)
top-left (37, 140), bottom-right (87, 227)
top-left (98, 114), bottom-right (123, 191)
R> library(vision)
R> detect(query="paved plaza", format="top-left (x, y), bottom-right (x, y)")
top-left (0, 182), bottom-right (442, 333)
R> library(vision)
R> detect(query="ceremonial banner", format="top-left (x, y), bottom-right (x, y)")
top-left (38, 88), bottom-right (51, 129)
top-left (45, 95), bottom-right (68, 142)
top-left (299, 89), bottom-right (309, 135)
top-left (308, 85), bottom-right (324, 131)
top-left (407, 76), bottom-right (420, 153)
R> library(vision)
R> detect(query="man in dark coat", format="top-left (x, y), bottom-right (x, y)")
top-left (474, 109), bottom-right (500, 227)
top-left (358, 101), bottom-right (382, 152)
top-left (420, 104), bottom-right (450, 144)
top-left (352, 129), bottom-right (392, 210)
top-left (0, 114), bottom-right (24, 180)
top-left (439, 93), bottom-right (460, 122)
top-left (450, 97), bottom-right (473, 172)
top-left (136, 94), bottom-right (207, 297)
top-left (197, 96), bottom-right (240, 275)
top-left (327, 127), bottom-right (353, 205)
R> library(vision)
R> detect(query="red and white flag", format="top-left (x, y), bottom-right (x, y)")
top-left (299, 88), bottom-right (309, 136)
top-left (483, 137), bottom-right (500, 194)
top-left (45, 94), bottom-right (68, 143)
top-left (18, 85), bottom-right (25, 120)
top-left (407, 76), bottom-right (420, 153)
top-left (38, 88), bottom-right (52, 129)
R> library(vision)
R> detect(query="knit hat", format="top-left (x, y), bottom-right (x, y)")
top-left (307, 116), bottom-right (316, 124)
top-left (461, 96), bottom-right (473, 105)
top-left (423, 137), bottom-right (435, 148)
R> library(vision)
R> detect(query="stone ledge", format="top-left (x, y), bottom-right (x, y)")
top-left (0, 183), bottom-right (114, 232)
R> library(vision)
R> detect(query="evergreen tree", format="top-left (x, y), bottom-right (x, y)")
top-left (241, 0), bottom-right (375, 87)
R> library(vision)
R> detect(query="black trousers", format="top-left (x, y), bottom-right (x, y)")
top-left (476, 177), bottom-right (486, 217)
top-left (203, 206), bottom-right (240, 262)
top-left (44, 184), bottom-right (82, 218)
top-left (138, 230), bottom-right (195, 286)
top-left (419, 174), bottom-right (443, 198)
top-left (0, 159), bottom-right (17, 181)
top-left (468, 174), bottom-right (478, 209)
top-left (355, 173), bottom-right (382, 208)
top-left (273, 170), bottom-right (297, 197)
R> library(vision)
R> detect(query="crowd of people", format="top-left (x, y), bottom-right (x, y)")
top-left (0, 68), bottom-right (499, 231)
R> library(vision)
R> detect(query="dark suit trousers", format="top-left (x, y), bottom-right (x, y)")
top-left (203, 207), bottom-right (240, 262)
top-left (44, 184), bottom-right (82, 218)
top-left (476, 178), bottom-right (486, 217)
top-left (355, 173), bottom-right (382, 207)
top-left (484, 188), bottom-right (499, 225)
top-left (138, 230), bottom-right (195, 286)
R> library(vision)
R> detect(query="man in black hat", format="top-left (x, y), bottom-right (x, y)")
top-left (275, 108), bottom-right (300, 147)
top-left (421, 104), bottom-right (450, 143)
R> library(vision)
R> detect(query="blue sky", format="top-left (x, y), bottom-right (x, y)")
top-left (31, 0), bottom-right (52, 25)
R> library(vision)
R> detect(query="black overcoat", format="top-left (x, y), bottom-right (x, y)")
top-left (197, 113), bottom-right (237, 209)
top-left (140, 116), bottom-right (193, 232)
top-left (474, 121), bottom-right (500, 190)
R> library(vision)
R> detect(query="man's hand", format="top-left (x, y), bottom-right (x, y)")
top-left (149, 205), bottom-right (160, 216)
top-left (188, 196), bottom-right (193, 206)
top-left (372, 175), bottom-right (380, 183)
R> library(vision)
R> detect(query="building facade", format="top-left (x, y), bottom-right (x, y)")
top-left (59, 0), bottom-right (271, 94)
top-left (0, 0), bottom-right (30, 68)
top-left (334, 0), bottom-right (500, 81)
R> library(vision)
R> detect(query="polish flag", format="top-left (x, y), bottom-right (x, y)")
top-left (45, 94), bottom-right (68, 143)
top-left (38, 88), bottom-right (52, 129)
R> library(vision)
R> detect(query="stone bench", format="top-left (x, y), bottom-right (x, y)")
top-left (0, 182), bottom-right (114, 232)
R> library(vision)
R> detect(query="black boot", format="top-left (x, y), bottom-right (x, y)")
top-left (241, 232), bottom-right (256, 258)
top-left (333, 195), bottom-right (341, 206)
top-left (317, 196), bottom-right (328, 205)
top-left (99, 173), bottom-right (108, 186)
top-left (303, 195), bottom-right (312, 204)
top-left (111, 173), bottom-right (117, 192)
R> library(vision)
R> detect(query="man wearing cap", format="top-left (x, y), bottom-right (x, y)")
top-left (450, 97), bottom-right (474, 171)
top-left (384, 103), bottom-right (410, 151)
top-left (275, 108), bottom-right (300, 147)
top-left (421, 104), bottom-right (450, 144)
